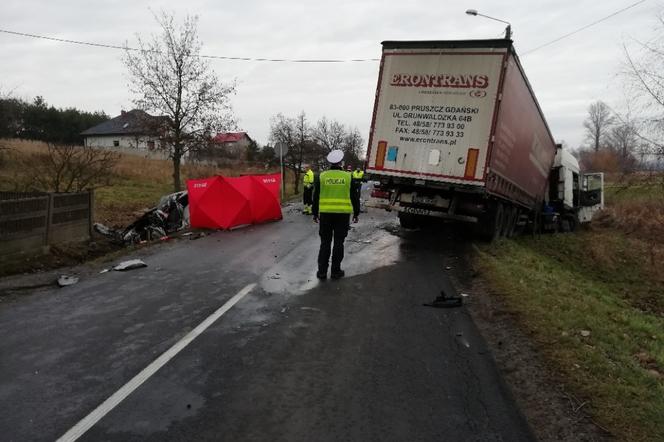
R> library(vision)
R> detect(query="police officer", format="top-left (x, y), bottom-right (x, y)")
top-left (312, 150), bottom-right (360, 280)
top-left (302, 164), bottom-right (314, 214)
top-left (351, 166), bottom-right (365, 202)
top-left (352, 167), bottom-right (364, 181)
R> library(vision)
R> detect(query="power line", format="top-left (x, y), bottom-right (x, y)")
top-left (0, 1), bottom-right (650, 61)
top-left (521, 0), bottom-right (648, 55)
top-left (0, 28), bottom-right (379, 63)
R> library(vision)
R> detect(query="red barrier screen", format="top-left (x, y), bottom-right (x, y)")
top-left (187, 173), bottom-right (282, 229)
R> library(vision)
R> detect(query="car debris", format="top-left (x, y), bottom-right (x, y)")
top-left (57, 275), bottom-right (79, 287)
top-left (94, 191), bottom-right (189, 245)
top-left (113, 259), bottom-right (148, 271)
top-left (423, 290), bottom-right (463, 308)
top-left (352, 239), bottom-right (373, 244)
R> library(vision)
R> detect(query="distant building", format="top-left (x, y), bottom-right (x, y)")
top-left (197, 132), bottom-right (254, 162)
top-left (81, 109), bottom-right (170, 159)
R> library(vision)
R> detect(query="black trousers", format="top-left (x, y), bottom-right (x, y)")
top-left (303, 185), bottom-right (313, 206)
top-left (317, 213), bottom-right (350, 273)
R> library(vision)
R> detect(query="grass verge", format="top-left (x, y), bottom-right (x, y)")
top-left (476, 229), bottom-right (663, 442)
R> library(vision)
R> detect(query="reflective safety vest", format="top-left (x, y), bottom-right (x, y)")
top-left (303, 169), bottom-right (314, 187)
top-left (318, 170), bottom-right (353, 214)
top-left (352, 170), bottom-right (364, 180)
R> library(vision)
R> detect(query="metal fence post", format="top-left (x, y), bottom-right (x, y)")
top-left (45, 193), bottom-right (54, 247)
top-left (88, 189), bottom-right (94, 238)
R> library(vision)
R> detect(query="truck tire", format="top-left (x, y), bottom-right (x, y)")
top-left (505, 206), bottom-right (519, 238)
top-left (478, 202), bottom-right (503, 242)
top-left (398, 212), bottom-right (419, 229)
top-left (501, 205), bottom-right (515, 238)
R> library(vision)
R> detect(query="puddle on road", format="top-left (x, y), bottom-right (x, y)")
top-left (258, 223), bottom-right (404, 296)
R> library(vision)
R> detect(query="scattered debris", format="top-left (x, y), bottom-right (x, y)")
top-left (113, 259), bottom-right (147, 271)
top-left (189, 232), bottom-right (206, 240)
top-left (580, 330), bottom-right (591, 337)
top-left (460, 293), bottom-right (470, 297)
top-left (94, 191), bottom-right (189, 245)
top-left (182, 232), bottom-right (193, 237)
top-left (445, 266), bottom-right (452, 270)
top-left (99, 268), bottom-right (110, 274)
top-left (423, 290), bottom-right (463, 308)
top-left (300, 306), bottom-right (322, 312)
top-left (57, 275), bottom-right (79, 287)
top-left (269, 274), bottom-right (281, 280)
top-left (457, 336), bottom-right (471, 348)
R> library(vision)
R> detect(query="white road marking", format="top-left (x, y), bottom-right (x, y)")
top-left (56, 283), bottom-right (257, 442)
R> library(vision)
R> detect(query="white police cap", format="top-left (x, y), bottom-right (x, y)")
top-left (326, 149), bottom-right (344, 164)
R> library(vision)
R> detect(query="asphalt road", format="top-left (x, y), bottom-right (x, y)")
top-left (0, 198), bottom-right (534, 442)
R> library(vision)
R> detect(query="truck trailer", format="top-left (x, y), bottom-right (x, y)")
top-left (365, 39), bottom-right (603, 239)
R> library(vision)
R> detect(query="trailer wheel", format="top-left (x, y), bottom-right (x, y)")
top-left (398, 212), bottom-right (420, 229)
top-left (505, 206), bottom-right (519, 238)
top-left (501, 205), bottom-right (515, 238)
top-left (478, 201), bottom-right (504, 242)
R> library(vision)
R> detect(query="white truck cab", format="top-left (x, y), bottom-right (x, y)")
top-left (546, 146), bottom-right (604, 230)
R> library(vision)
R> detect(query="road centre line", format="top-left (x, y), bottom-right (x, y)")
top-left (56, 283), bottom-right (257, 442)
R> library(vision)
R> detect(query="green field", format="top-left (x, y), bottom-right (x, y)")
top-left (1, 139), bottom-right (296, 228)
top-left (477, 229), bottom-right (664, 442)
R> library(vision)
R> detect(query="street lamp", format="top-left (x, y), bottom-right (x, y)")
top-left (465, 9), bottom-right (512, 40)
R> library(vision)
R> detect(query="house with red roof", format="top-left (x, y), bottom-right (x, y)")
top-left (197, 131), bottom-right (254, 163)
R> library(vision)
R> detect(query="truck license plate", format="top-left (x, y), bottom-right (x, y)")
top-left (402, 206), bottom-right (432, 216)
top-left (413, 195), bottom-right (435, 205)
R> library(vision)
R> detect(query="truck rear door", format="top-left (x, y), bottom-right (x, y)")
top-left (367, 45), bottom-right (507, 185)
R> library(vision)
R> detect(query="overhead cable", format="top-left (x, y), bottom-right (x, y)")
top-left (521, 0), bottom-right (648, 55)
top-left (0, 28), bottom-right (379, 63)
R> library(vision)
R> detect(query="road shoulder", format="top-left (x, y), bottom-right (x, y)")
top-left (450, 249), bottom-right (610, 442)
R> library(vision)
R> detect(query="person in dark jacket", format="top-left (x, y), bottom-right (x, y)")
top-left (312, 150), bottom-right (360, 279)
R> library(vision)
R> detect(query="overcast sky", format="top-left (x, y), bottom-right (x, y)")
top-left (1, 0), bottom-right (661, 150)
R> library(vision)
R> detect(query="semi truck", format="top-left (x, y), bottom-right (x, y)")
top-left (365, 39), bottom-right (604, 239)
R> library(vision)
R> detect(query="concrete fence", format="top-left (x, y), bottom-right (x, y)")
top-left (0, 190), bottom-right (93, 260)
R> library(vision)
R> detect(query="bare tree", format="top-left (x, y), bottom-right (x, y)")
top-left (313, 118), bottom-right (364, 167)
top-left (123, 11), bottom-right (236, 192)
top-left (620, 16), bottom-right (664, 161)
top-left (607, 121), bottom-right (638, 170)
top-left (312, 117), bottom-right (346, 153)
top-left (583, 101), bottom-right (615, 151)
top-left (342, 127), bottom-right (364, 166)
top-left (21, 144), bottom-right (119, 193)
top-left (270, 112), bottom-right (326, 194)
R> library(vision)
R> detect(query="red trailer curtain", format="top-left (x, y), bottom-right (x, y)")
top-left (187, 173), bottom-right (282, 229)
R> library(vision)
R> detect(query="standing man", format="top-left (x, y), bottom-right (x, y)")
top-left (302, 164), bottom-right (315, 215)
top-left (352, 166), bottom-right (365, 202)
top-left (352, 167), bottom-right (364, 181)
top-left (313, 150), bottom-right (360, 280)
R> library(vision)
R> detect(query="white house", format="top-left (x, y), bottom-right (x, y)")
top-left (81, 109), bottom-right (171, 159)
